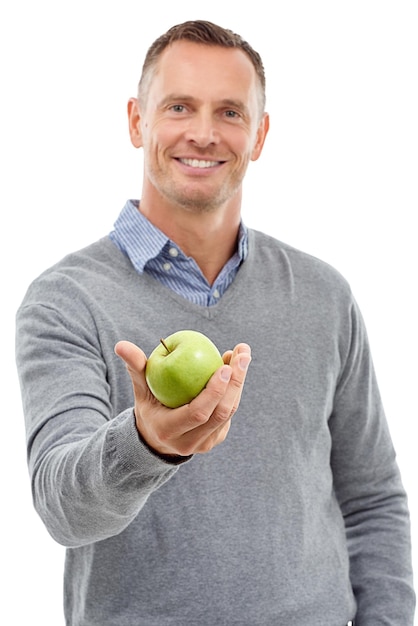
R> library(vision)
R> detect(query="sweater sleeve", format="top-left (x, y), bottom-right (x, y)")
top-left (15, 288), bottom-right (182, 549)
top-left (330, 297), bottom-right (415, 624)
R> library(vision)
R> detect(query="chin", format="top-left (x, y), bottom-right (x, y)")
top-left (170, 185), bottom-right (241, 214)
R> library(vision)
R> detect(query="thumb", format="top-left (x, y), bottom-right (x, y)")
top-left (114, 340), bottom-right (148, 394)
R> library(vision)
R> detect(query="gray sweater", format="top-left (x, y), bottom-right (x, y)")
top-left (15, 228), bottom-right (415, 625)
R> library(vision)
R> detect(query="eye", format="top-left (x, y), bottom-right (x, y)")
top-left (224, 110), bottom-right (239, 118)
top-left (170, 104), bottom-right (186, 113)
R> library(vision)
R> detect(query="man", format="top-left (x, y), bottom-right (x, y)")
top-left (16, 20), bottom-right (415, 625)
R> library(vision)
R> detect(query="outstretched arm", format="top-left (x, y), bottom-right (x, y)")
top-left (16, 294), bottom-right (251, 548)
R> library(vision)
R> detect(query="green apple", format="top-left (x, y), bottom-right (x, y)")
top-left (145, 330), bottom-right (224, 408)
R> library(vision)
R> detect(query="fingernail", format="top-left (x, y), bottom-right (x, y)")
top-left (238, 355), bottom-right (251, 371)
top-left (220, 366), bottom-right (232, 382)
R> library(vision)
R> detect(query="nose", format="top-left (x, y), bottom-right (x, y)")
top-left (184, 111), bottom-right (219, 147)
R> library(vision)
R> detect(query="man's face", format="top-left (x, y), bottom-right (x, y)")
top-left (130, 41), bottom-right (269, 213)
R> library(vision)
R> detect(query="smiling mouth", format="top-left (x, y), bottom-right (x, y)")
top-left (177, 158), bottom-right (224, 169)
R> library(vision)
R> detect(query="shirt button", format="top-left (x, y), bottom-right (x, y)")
top-left (213, 289), bottom-right (220, 299)
top-left (163, 262), bottom-right (171, 271)
top-left (169, 247), bottom-right (179, 257)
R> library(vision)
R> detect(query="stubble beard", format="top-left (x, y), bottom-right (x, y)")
top-left (168, 185), bottom-right (235, 214)
top-left (147, 161), bottom-right (247, 214)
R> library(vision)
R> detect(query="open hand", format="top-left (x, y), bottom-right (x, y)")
top-left (115, 340), bottom-right (251, 458)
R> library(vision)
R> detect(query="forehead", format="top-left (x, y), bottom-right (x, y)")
top-left (148, 40), bottom-right (259, 104)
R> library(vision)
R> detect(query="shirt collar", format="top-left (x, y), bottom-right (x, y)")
top-left (110, 199), bottom-right (248, 274)
top-left (110, 199), bottom-right (168, 273)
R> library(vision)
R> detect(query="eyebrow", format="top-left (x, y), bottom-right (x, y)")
top-left (220, 98), bottom-right (250, 116)
top-left (157, 94), bottom-right (193, 108)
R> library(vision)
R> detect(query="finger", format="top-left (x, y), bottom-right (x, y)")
top-left (177, 416), bottom-right (232, 455)
top-left (174, 350), bottom-right (250, 454)
top-left (186, 343), bottom-right (251, 433)
top-left (222, 349), bottom-right (233, 365)
top-left (210, 343), bottom-right (251, 424)
top-left (179, 364), bottom-right (233, 429)
top-left (114, 341), bottom-right (149, 397)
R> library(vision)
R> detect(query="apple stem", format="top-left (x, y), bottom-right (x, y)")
top-left (160, 338), bottom-right (171, 353)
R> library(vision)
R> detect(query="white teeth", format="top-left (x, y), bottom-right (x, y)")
top-left (180, 158), bottom-right (220, 168)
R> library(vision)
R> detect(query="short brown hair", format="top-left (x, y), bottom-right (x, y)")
top-left (137, 20), bottom-right (266, 114)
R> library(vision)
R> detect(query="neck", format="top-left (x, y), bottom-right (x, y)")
top-left (139, 188), bottom-right (242, 285)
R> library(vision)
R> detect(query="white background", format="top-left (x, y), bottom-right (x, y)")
top-left (1, 1), bottom-right (417, 623)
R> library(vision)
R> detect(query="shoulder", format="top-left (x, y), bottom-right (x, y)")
top-left (18, 237), bottom-right (131, 310)
top-left (248, 228), bottom-right (352, 298)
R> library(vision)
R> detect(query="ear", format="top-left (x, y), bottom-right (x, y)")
top-left (251, 112), bottom-right (270, 161)
top-left (127, 98), bottom-right (143, 148)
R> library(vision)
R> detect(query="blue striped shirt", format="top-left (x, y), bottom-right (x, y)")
top-left (109, 199), bottom-right (248, 306)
